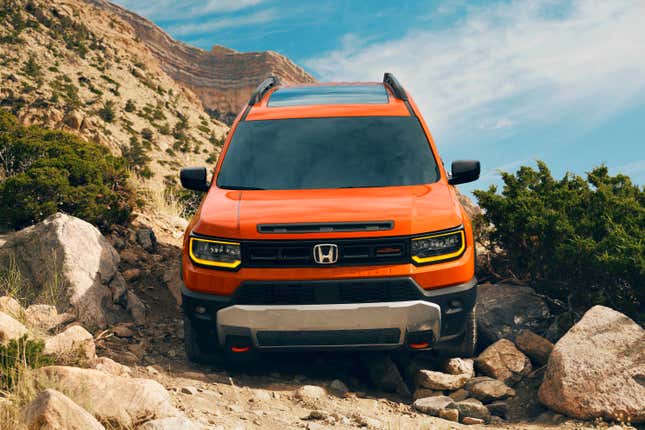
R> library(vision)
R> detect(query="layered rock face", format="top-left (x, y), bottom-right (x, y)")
top-left (86, 0), bottom-right (316, 123)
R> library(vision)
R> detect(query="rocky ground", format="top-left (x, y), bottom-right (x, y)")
top-left (0, 213), bottom-right (643, 430)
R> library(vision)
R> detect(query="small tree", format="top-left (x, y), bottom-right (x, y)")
top-left (474, 161), bottom-right (644, 320)
top-left (97, 99), bottom-right (116, 123)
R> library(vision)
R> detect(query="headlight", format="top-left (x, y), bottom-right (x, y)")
top-left (189, 237), bottom-right (241, 269)
top-left (411, 229), bottom-right (465, 264)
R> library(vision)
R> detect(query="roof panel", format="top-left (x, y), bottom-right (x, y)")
top-left (268, 84), bottom-right (389, 107)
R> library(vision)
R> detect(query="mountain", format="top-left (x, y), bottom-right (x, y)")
top-left (0, 0), bottom-right (229, 193)
top-left (85, 0), bottom-right (317, 124)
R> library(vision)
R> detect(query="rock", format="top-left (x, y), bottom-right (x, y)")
top-left (468, 379), bottom-right (515, 403)
top-left (62, 110), bottom-right (84, 130)
top-left (21, 389), bottom-right (104, 430)
top-left (413, 388), bottom-right (442, 400)
top-left (138, 417), bottom-right (199, 430)
top-left (475, 339), bottom-right (532, 385)
top-left (136, 228), bottom-right (157, 253)
top-left (181, 386), bottom-right (198, 395)
top-left (448, 388), bottom-right (470, 402)
top-left (486, 401), bottom-right (509, 418)
top-left (443, 358), bottom-right (475, 378)
top-left (538, 306), bottom-right (645, 423)
top-left (477, 283), bottom-right (551, 345)
top-left (112, 324), bottom-right (135, 338)
top-left (24, 304), bottom-right (58, 332)
top-left (0, 213), bottom-right (120, 329)
top-left (413, 396), bottom-right (455, 416)
top-left (108, 272), bottom-right (127, 306)
top-left (122, 268), bottom-right (141, 282)
top-left (515, 329), bottom-right (553, 366)
top-left (417, 369), bottom-right (469, 391)
top-left (251, 389), bottom-right (271, 402)
top-left (0, 310), bottom-right (28, 344)
top-left (88, 356), bottom-right (132, 377)
top-left (361, 353), bottom-right (411, 397)
top-left (162, 266), bottom-right (183, 305)
top-left (329, 379), bottom-right (349, 396)
top-left (0, 296), bottom-right (23, 317)
top-left (44, 325), bottom-right (96, 361)
top-left (439, 408), bottom-right (459, 422)
top-left (447, 398), bottom-right (491, 423)
top-left (37, 366), bottom-right (178, 427)
top-left (295, 385), bottom-right (327, 402)
top-left (126, 290), bottom-right (146, 324)
top-left (463, 376), bottom-right (495, 391)
top-left (462, 417), bottom-right (485, 425)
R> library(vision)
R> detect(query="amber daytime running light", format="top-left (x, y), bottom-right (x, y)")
top-left (411, 229), bottom-right (465, 264)
top-left (189, 237), bottom-right (241, 269)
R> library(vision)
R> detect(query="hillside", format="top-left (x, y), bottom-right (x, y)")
top-left (0, 0), bottom-right (228, 197)
top-left (85, 0), bottom-right (317, 124)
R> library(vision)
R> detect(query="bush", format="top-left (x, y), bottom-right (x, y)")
top-left (0, 110), bottom-right (134, 230)
top-left (97, 99), bottom-right (116, 123)
top-left (474, 161), bottom-right (644, 320)
top-left (0, 336), bottom-right (53, 391)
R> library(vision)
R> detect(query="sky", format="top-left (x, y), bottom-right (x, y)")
top-left (113, 0), bottom-right (645, 195)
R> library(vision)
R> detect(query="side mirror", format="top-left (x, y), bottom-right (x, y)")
top-left (180, 167), bottom-right (210, 192)
top-left (448, 160), bottom-right (480, 185)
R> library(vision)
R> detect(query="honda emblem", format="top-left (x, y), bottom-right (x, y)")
top-left (313, 243), bottom-right (339, 264)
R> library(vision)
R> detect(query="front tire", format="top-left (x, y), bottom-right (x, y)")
top-left (456, 305), bottom-right (477, 357)
top-left (183, 317), bottom-right (220, 364)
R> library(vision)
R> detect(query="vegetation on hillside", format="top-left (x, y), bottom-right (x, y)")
top-left (0, 110), bottom-right (134, 230)
top-left (474, 161), bottom-right (644, 320)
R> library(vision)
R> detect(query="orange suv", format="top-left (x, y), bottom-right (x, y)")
top-left (180, 74), bottom-right (481, 362)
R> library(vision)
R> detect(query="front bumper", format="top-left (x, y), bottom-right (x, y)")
top-left (182, 277), bottom-right (477, 350)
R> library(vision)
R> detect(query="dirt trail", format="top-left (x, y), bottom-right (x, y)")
top-left (97, 235), bottom-right (603, 430)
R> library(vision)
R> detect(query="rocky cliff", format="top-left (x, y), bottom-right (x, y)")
top-left (85, 0), bottom-right (317, 124)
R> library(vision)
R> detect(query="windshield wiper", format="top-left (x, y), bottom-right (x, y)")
top-left (219, 185), bottom-right (266, 190)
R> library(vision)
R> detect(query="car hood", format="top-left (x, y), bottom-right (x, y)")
top-left (191, 183), bottom-right (464, 240)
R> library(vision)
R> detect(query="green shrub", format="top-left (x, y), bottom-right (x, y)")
top-left (124, 99), bottom-right (135, 113)
top-left (0, 336), bottom-right (53, 391)
top-left (121, 136), bottom-right (151, 178)
top-left (0, 110), bottom-right (134, 230)
top-left (97, 99), bottom-right (116, 123)
top-left (474, 161), bottom-right (644, 320)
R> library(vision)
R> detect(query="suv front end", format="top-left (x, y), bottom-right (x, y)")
top-left (180, 74), bottom-right (481, 362)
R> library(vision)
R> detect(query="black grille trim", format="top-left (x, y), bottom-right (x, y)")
top-left (233, 278), bottom-right (422, 305)
top-left (243, 236), bottom-right (409, 267)
top-left (257, 221), bottom-right (394, 234)
top-left (256, 328), bottom-right (401, 347)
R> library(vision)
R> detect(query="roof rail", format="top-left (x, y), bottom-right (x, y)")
top-left (383, 73), bottom-right (408, 101)
top-left (248, 76), bottom-right (280, 105)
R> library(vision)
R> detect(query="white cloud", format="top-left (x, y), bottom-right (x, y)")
top-left (305, 0), bottom-right (645, 140)
top-left (112, 0), bottom-right (264, 21)
top-left (167, 9), bottom-right (276, 36)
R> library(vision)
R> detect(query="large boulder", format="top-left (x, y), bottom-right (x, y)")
top-left (538, 306), bottom-right (645, 423)
top-left (21, 389), bottom-right (104, 430)
top-left (0, 213), bottom-right (133, 329)
top-left (0, 310), bottom-right (28, 344)
top-left (37, 366), bottom-right (178, 428)
top-left (0, 296), bottom-right (23, 318)
top-left (475, 339), bottom-right (532, 385)
top-left (477, 283), bottom-right (552, 345)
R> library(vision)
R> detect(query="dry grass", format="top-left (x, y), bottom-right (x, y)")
top-left (128, 172), bottom-right (186, 220)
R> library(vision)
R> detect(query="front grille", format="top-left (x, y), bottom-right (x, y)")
top-left (243, 236), bottom-right (409, 267)
top-left (257, 221), bottom-right (393, 234)
top-left (233, 278), bottom-right (421, 305)
top-left (256, 328), bottom-right (401, 347)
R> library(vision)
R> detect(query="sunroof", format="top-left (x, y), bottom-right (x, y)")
top-left (268, 84), bottom-right (389, 107)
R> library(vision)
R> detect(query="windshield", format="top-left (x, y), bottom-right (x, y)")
top-left (217, 116), bottom-right (439, 190)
